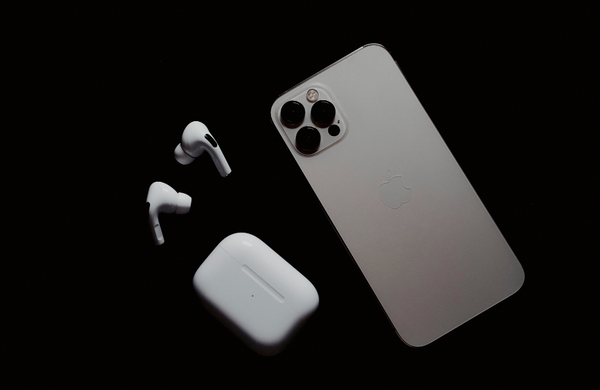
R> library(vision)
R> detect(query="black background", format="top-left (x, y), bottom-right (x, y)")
top-left (6, 3), bottom-right (591, 387)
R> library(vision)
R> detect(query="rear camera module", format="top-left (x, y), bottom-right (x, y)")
top-left (311, 100), bottom-right (336, 128)
top-left (295, 126), bottom-right (321, 154)
top-left (278, 87), bottom-right (346, 156)
top-left (280, 100), bottom-right (305, 128)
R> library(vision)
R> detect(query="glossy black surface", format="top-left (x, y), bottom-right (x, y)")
top-left (205, 133), bottom-right (218, 148)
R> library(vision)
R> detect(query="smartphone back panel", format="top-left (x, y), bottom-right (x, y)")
top-left (270, 44), bottom-right (524, 346)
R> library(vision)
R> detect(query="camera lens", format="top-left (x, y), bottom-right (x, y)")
top-left (295, 126), bottom-right (321, 154)
top-left (280, 100), bottom-right (305, 128)
top-left (311, 100), bottom-right (336, 127)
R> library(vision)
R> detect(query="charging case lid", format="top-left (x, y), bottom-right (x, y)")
top-left (193, 233), bottom-right (319, 356)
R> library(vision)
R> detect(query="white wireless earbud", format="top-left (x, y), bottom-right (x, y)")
top-left (174, 121), bottom-right (232, 177)
top-left (146, 181), bottom-right (192, 246)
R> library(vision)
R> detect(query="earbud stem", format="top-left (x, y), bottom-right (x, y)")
top-left (149, 215), bottom-right (165, 245)
top-left (209, 149), bottom-right (232, 177)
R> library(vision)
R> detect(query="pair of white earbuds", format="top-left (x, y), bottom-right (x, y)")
top-left (147, 121), bottom-right (232, 245)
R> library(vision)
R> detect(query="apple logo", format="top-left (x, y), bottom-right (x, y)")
top-left (378, 170), bottom-right (412, 209)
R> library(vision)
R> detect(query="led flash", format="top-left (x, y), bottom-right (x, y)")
top-left (306, 89), bottom-right (319, 103)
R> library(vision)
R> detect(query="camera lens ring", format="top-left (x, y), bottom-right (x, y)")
top-left (311, 100), bottom-right (336, 128)
top-left (280, 100), bottom-right (305, 128)
top-left (295, 126), bottom-right (321, 154)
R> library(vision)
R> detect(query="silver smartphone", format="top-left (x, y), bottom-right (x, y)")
top-left (270, 44), bottom-right (524, 347)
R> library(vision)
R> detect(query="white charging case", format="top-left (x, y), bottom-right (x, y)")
top-left (193, 233), bottom-right (319, 356)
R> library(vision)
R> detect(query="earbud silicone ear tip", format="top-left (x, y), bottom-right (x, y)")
top-left (175, 192), bottom-right (192, 214)
top-left (174, 144), bottom-right (195, 165)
